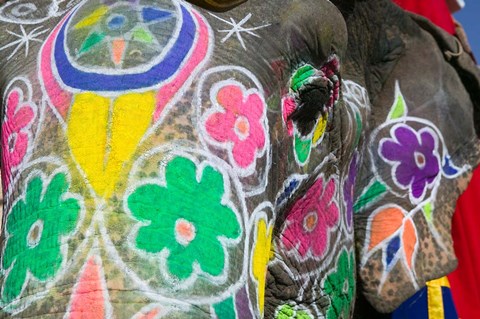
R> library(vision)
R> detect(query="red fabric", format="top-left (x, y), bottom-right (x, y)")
top-left (393, 0), bottom-right (456, 34)
top-left (448, 167), bottom-right (480, 319)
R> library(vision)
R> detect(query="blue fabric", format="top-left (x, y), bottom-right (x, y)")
top-left (442, 287), bottom-right (458, 319)
top-left (392, 287), bottom-right (429, 319)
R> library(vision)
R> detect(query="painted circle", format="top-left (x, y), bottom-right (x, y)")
top-left (234, 116), bottom-right (250, 141)
top-left (27, 220), bottom-right (44, 248)
top-left (175, 218), bottom-right (197, 246)
top-left (11, 3), bottom-right (37, 17)
top-left (65, 1), bottom-right (178, 72)
top-left (414, 151), bottom-right (426, 169)
top-left (303, 212), bottom-right (318, 233)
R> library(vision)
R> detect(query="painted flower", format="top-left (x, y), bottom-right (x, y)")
top-left (1, 87), bottom-right (36, 190)
top-left (380, 124), bottom-right (440, 201)
top-left (275, 304), bottom-right (312, 319)
top-left (252, 218), bottom-right (273, 315)
top-left (128, 156), bottom-right (241, 280)
top-left (343, 153), bottom-right (357, 230)
top-left (205, 82), bottom-right (267, 169)
top-left (366, 206), bottom-right (418, 271)
top-left (281, 176), bottom-right (339, 258)
top-left (1, 172), bottom-right (80, 302)
top-left (323, 250), bottom-right (355, 319)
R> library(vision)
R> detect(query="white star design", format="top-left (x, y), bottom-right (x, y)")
top-left (0, 25), bottom-right (48, 60)
top-left (209, 13), bottom-right (270, 50)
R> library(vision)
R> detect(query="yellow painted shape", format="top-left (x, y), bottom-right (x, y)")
top-left (252, 218), bottom-right (274, 315)
top-left (74, 6), bottom-right (109, 29)
top-left (67, 92), bottom-right (155, 197)
top-left (312, 113), bottom-right (328, 145)
top-left (426, 277), bottom-right (450, 319)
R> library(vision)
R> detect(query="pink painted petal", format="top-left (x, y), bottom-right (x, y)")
top-left (217, 85), bottom-right (243, 113)
top-left (231, 138), bottom-right (256, 168)
top-left (282, 97), bottom-right (296, 136)
top-left (310, 226), bottom-right (328, 256)
top-left (319, 178), bottom-right (336, 208)
top-left (206, 112), bottom-right (234, 143)
top-left (281, 225), bottom-right (299, 251)
top-left (248, 120), bottom-right (266, 150)
top-left (11, 106), bottom-right (34, 130)
top-left (325, 201), bottom-right (340, 227)
top-left (8, 133), bottom-right (29, 167)
top-left (244, 94), bottom-right (264, 120)
top-left (6, 90), bottom-right (20, 118)
top-left (297, 235), bottom-right (310, 257)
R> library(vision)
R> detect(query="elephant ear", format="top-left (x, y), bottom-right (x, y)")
top-left (186, 0), bottom-right (247, 12)
top-left (353, 12), bottom-right (480, 313)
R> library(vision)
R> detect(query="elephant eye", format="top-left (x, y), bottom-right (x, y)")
top-left (285, 56), bottom-right (340, 136)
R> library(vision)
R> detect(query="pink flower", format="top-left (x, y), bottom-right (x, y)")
top-left (2, 88), bottom-right (35, 190)
top-left (281, 176), bottom-right (339, 258)
top-left (206, 83), bottom-right (266, 169)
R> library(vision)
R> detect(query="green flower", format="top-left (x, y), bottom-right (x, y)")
top-left (323, 250), bottom-right (355, 319)
top-left (1, 173), bottom-right (80, 303)
top-left (275, 304), bottom-right (312, 319)
top-left (128, 156), bottom-right (241, 280)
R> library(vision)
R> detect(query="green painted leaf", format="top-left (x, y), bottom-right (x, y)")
top-left (290, 65), bottom-right (315, 91)
top-left (353, 180), bottom-right (387, 213)
top-left (423, 202), bottom-right (433, 222)
top-left (294, 133), bottom-right (312, 165)
top-left (79, 32), bottom-right (105, 54)
top-left (387, 81), bottom-right (407, 120)
top-left (132, 27), bottom-right (154, 43)
top-left (213, 297), bottom-right (236, 319)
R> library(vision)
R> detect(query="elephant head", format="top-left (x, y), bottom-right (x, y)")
top-left (0, 0), bottom-right (478, 318)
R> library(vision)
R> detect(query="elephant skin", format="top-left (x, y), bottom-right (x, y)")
top-left (0, 0), bottom-right (479, 318)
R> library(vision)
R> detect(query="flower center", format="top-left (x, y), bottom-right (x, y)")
top-left (175, 219), bottom-right (196, 246)
top-left (27, 220), bottom-right (44, 248)
top-left (234, 116), bottom-right (250, 141)
top-left (303, 212), bottom-right (318, 233)
top-left (414, 151), bottom-right (426, 169)
top-left (8, 133), bottom-right (17, 153)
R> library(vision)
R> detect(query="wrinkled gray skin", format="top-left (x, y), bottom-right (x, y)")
top-left (0, 0), bottom-right (478, 318)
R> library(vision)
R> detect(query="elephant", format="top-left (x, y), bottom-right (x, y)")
top-left (0, 0), bottom-right (479, 318)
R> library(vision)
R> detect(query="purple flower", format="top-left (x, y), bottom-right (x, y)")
top-left (343, 153), bottom-right (357, 230)
top-left (380, 125), bottom-right (440, 201)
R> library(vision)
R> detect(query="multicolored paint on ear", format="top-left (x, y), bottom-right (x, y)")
top-left (281, 55), bottom-right (340, 166)
top-left (355, 80), bottom-right (471, 312)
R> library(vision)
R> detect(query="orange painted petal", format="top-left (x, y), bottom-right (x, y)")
top-left (112, 38), bottom-right (126, 66)
top-left (402, 218), bottom-right (417, 269)
top-left (138, 308), bottom-right (161, 319)
top-left (67, 256), bottom-right (106, 319)
top-left (368, 207), bottom-right (405, 251)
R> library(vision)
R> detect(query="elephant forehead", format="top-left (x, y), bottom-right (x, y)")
top-left (0, 0), bottom-right (356, 317)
